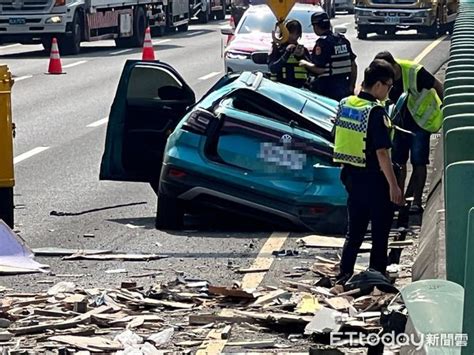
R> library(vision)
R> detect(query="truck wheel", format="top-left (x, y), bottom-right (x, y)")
top-left (130, 7), bottom-right (147, 47)
top-left (177, 23), bottom-right (189, 32)
top-left (156, 193), bottom-right (184, 230)
top-left (199, 9), bottom-right (209, 23)
top-left (62, 12), bottom-right (82, 55)
top-left (216, 5), bottom-right (226, 20)
top-left (151, 25), bottom-right (166, 37)
top-left (357, 27), bottom-right (368, 39)
top-left (426, 21), bottom-right (439, 39)
top-left (42, 38), bottom-right (52, 53)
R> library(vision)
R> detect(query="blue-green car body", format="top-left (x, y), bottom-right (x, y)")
top-left (100, 60), bottom-right (348, 233)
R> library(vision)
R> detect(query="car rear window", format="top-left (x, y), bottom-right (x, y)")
top-left (238, 7), bottom-right (316, 34)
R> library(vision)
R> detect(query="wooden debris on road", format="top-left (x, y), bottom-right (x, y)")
top-left (32, 248), bottom-right (113, 256)
top-left (63, 253), bottom-right (169, 261)
top-left (299, 235), bottom-right (372, 251)
top-left (49, 335), bottom-right (123, 352)
top-left (324, 296), bottom-right (353, 311)
top-left (208, 285), bottom-right (256, 299)
top-left (0, 261), bottom-right (407, 353)
top-left (226, 339), bottom-right (276, 348)
top-left (237, 267), bottom-right (270, 274)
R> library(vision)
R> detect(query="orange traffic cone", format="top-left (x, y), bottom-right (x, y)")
top-left (47, 38), bottom-right (64, 75)
top-left (142, 27), bottom-right (155, 61)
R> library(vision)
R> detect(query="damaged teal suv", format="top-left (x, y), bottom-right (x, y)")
top-left (100, 60), bottom-right (348, 233)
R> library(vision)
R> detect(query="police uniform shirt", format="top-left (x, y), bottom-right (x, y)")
top-left (310, 31), bottom-right (356, 100)
top-left (312, 32), bottom-right (356, 69)
top-left (389, 67), bottom-right (435, 131)
top-left (343, 92), bottom-right (392, 172)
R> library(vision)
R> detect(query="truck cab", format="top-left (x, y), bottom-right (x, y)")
top-left (354, 0), bottom-right (458, 39)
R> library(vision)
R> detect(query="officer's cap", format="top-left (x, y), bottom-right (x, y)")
top-left (311, 12), bottom-right (330, 26)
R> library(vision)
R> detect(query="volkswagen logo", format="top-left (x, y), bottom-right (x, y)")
top-left (280, 134), bottom-right (292, 144)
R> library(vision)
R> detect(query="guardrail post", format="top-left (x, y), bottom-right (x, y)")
top-left (445, 161), bottom-right (474, 286)
top-left (462, 208), bottom-right (474, 355)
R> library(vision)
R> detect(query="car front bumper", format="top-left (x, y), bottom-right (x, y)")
top-left (224, 57), bottom-right (269, 74)
top-left (355, 7), bottom-right (434, 27)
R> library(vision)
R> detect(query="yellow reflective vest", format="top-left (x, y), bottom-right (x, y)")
top-left (270, 54), bottom-right (308, 83)
top-left (397, 59), bottom-right (442, 133)
top-left (333, 96), bottom-right (390, 168)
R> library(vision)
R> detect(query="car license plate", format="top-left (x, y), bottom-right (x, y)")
top-left (9, 18), bottom-right (26, 25)
top-left (385, 16), bottom-right (400, 24)
top-left (259, 142), bottom-right (306, 170)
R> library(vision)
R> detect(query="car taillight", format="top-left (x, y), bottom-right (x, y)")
top-left (182, 109), bottom-right (216, 135)
top-left (309, 206), bottom-right (327, 214)
top-left (168, 168), bottom-right (187, 178)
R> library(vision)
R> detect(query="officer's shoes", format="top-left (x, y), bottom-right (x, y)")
top-left (409, 204), bottom-right (424, 215)
top-left (335, 273), bottom-right (352, 286)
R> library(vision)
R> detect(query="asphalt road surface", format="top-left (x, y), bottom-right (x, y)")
top-left (1, 14), bottom-right (449, 295)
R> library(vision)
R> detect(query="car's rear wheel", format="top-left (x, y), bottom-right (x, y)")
top-left (156, 193), bottom-right (184, 230)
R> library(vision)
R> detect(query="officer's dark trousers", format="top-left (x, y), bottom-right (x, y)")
top-left (339, 169), bottom-right (395, 276)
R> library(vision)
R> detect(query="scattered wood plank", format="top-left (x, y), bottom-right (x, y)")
top-left (176, 340), bottom-right (203, 347)
top-left (388, 240), bottom-right (414, 248)
top-left (226, 339), bottom-right (276, 348)
top-left (208, 285), bottom-right (255, 299)
top-left (324, 297), bottom-right (352, 311)
top-left (49, 335), bottom-right (123, 352)
top-left (250, 290), bottom-right (290, 307)
top-left (299, 235), bottom-right (372, 251)
top-left (63, 253), bottom-right (168, 261)
top-left (32, 248), bottom-right (113, 256)
top-left (138, 298), bottom-right (194, 310)
top-left (236, 267), bottom-right (270, 274)
top-left (295, 293), bottom-right (321, 314)
top-left (9, 306), bottom-right (112, 336)
top-left (189, 311), bottom-right (256, 325)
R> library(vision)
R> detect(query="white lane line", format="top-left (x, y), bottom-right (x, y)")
top-left (0, 43), bottom-right (21, 50)
top-left (198, 71), bottom-right (221, 80)
top-left (14, 147), bottom-right (50, 165)
top-left (62, 60), bottom-right (88, 69)
top-left (186, 30), bottom-right (205, 37)
top-left (87, 117), bottom-right (108, 128)
top-left (110, 48), bottom-right (133, 55)
top-left (14, 75), bottom-right (33, 82)
top-left (153, 39), bottom-right (171, 45)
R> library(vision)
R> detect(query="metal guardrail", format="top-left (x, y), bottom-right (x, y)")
top-left (443, 2), bottom-right (474, 353)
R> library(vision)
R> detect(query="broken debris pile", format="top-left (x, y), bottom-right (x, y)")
top-left (0, 265), bottom-right (406, 353)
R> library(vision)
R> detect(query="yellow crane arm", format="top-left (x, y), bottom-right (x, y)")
top-left (266, 0), bottom-right (297, 44)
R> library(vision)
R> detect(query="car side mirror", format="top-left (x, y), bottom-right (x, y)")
top-left (334, 25), bottom-right (347, 34)
top-left (221, 26), bottom-right (235, 36)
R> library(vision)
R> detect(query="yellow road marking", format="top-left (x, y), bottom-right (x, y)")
top-left (413, 35), bottom-right (448, 64)
top-left (196, 231), bottom-right (290, 354)
top-left (241, 232), bottom-right (290, 290)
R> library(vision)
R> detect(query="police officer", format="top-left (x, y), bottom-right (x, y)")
top-left (333, 59), bottom-right (404, 284)
top-left (268, 19), bottom-right (310, 88)
top-left (299, 12), bottom-right (357, 101)
top-left (374, 51), bottom-right (444, 214)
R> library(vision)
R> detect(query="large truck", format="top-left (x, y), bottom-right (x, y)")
top-left (190, 0), bottom-right (226, 23)
top-left (354, 0), bottom-right (458, 39)
top-left (0, 0), bottom-right (190, 54)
